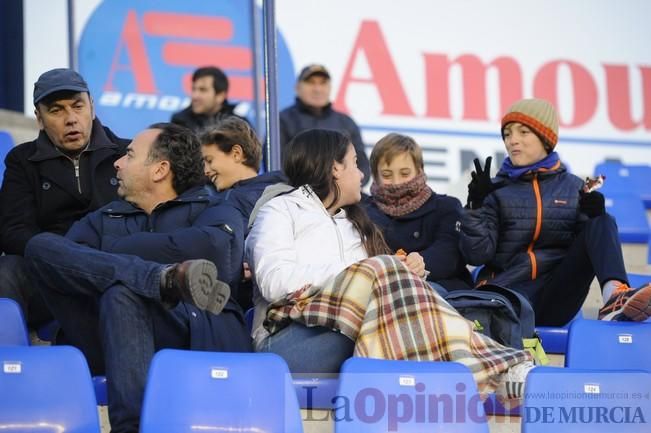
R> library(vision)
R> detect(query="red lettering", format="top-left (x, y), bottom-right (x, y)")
top-left (424, 54), bottom-right (522, 120)
top-left (605, 65), bottom-right (651, 131)
top-left (533, 60), bottom-right (597, 127)
top-left (104, 10), bottom-right (157, 93)
top-left (334, 21), bottom-right (413, 116)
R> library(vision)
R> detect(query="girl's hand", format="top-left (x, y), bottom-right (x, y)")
top-left (397, 251), bottom-right (426, 277)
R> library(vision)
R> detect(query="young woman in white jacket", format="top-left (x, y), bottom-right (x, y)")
top-left (246, 129), bottom-right (425, 372)
top-left (246, 129), bottom-right (533, 406)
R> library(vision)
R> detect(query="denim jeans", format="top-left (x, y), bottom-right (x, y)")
top-left (0, 255), bottom-right (52, 327)
top-left (25, 233), bottom-right (190, 433)
top-left (258, 322), bottom-right (355, 373)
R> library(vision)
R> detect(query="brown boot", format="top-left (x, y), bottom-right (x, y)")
top-left (160, 259), bottom-right (230, 315)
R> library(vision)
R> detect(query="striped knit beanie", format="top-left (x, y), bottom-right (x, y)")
top-left (501, 98), bottom-right (559, 151)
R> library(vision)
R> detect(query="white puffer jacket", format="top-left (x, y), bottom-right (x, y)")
top-left (245, 185), bottom-right (368, 347)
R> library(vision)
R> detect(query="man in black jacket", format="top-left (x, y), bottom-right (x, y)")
top-left (170, 66), bottom-right (248, 133)
top-left (279, 64), bottom-right (370, 184)
top-left (0, 68), bottom-right (128, 327)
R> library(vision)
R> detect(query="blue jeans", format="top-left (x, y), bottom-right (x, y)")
top-left (0, 255), bottom-right (52, 327)
top-left (25, 233), bottom-right (190, 433)
top-left (258, 322), bottom-right (355, 373)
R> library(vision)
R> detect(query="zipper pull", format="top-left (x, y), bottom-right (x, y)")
top-left (74, 158), bottom-right (81, 194)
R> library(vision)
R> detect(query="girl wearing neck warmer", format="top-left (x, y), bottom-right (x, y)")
top-left (364, 133), bottom-right (472, 291)
top-left (459, 98), bottom-right (651, 327)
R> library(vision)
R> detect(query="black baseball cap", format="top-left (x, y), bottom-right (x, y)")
top-left (297, 64), bottom-right (330, 82)
top-left (33, 68), bottom-right (90, 105)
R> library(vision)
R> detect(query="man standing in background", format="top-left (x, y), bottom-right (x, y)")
top-left (171, 66), bottom-right (248, 133)
top-left (279, 64), bottom-right (370, 184)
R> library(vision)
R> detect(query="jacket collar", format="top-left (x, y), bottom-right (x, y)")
top-left (230, 170), bottom-right (288, 190)
top-left (295, 97), bottom-right (333, 117)
top-left (102, 185), bottom-right (211, 215)
top-left (28, 118), bottom-right (118, 162)
top-left (292, 185), bottom-right (348, 219)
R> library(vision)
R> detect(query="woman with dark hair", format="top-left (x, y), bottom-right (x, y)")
top-left (365, 133), bottom-right (472, 291)
top-left (246, 129), bottom-right (532, 405)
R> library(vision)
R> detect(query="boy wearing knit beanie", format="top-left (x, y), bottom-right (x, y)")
top-left (461, 97), bottom-right (651, 324)
top-left (458, 97), bottom-right (651, 407)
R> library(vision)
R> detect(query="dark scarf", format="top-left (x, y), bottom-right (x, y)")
top-left (370, 172), bottom-right (433, 217)
top-left (500, 151), bottom-right (561, 179)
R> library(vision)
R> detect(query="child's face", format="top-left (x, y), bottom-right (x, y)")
top-left (377, 152), bottom-right (419, 186)
top-left (503, 122), bottom-right (548, 166)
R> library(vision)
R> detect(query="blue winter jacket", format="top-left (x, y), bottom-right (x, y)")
top-left (459, 164), bottom-right (586, 303)
top-left (207, 170), bottom-right (288, 233)
top-left (65, 185), bottom-right (251, 352)
top-left (365, 193), bottom-right (472, 290)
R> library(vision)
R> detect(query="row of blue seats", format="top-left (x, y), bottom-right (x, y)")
top-left (1, 345), bottom-right (651, 433)
top-left (3, 297), bottom-right (651, 426)
top-left (594, 161), bottom-right (651, 244)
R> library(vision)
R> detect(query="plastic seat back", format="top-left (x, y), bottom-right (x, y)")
top-left (335, 357), bottom-right (488, 433)
top-left (523, 366), bottom-right (651, 432)
top-left (0, 298), bottom-right (29, 346)
top-left (0, 345), bottom-right (100, 433)
top-left (140, 350), bottom-right (303, 433)
top-left (566, 320), bottom-right (651, 370)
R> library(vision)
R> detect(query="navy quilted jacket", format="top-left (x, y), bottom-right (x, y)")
top-left (459, 164), bottom-right (586, 302)
top-left (365, 193), bottom-right (472, 290)
top-left (66, 186), bottom-right (251, 352)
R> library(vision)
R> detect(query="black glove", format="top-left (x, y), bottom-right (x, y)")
top-left (466, 157), bottom-right (502, 209)
top-left (579, 190), bottom-right (605, 218)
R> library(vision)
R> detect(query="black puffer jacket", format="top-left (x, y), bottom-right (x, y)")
top-left (459, 164), bottom-right (585, 302)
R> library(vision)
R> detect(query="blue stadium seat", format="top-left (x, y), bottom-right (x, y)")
top-left (565, 320), bottom-right (651, 371)
top-left (0, 130), bottom-right (14, 185)
top-left (0, 345), bottom-right (101, 432)
top-left (335, 357), bottom-right (489, 433)
top-left (535, 310), bottom-right (583, 355)
top-left (93, 375), bottom-right (108, 406)
top-left (603, 194), bottom-right (649, 243)
top-left (140, 350), bottom-right (303, 433)
top-left (595, 161), bottom-right (651, 208)
top-left (0, 298), bottom-right (29, 345)
top-left (627, 274), bottom-right (651, 290)
top-left (523, 367), bottom-right (651, 432)
top-left (244, 307), bottom-right (254, 332)
top-left (294, 374), bottom-right (339, 410)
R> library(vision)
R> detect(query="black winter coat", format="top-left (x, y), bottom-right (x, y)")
top-left (459, 164), bottom-right (585, 302)
top-left (170, 102), bottom-right (249, 133)
top-left (279, 98), bottom-right (370, 184)
top-left (365, 193), bottom-right (472, 290)
top-left (0, 119), bottom-right (128, 255)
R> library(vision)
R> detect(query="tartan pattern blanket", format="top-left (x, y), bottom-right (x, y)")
top-left (264, 255), bottom-right (532, 395)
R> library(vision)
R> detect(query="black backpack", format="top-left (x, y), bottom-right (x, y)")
top-left (443, 284), bottom-right (535, 349)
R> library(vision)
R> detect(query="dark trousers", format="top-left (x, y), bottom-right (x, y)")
top-left (0, 254), bottom-right (53, 327)
top-left (535, 214), bottom-right (628, 326)
top-left (25, 233), bottom-right (191, 433)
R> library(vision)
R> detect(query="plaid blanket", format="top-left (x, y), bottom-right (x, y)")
top-left (264, 255), bottom-right (531, 395)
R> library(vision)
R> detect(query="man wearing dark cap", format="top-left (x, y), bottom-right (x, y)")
top-left (279, 64), bottom-right (370, 183)
top-left (0, 67), bottom-right (128, 328)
